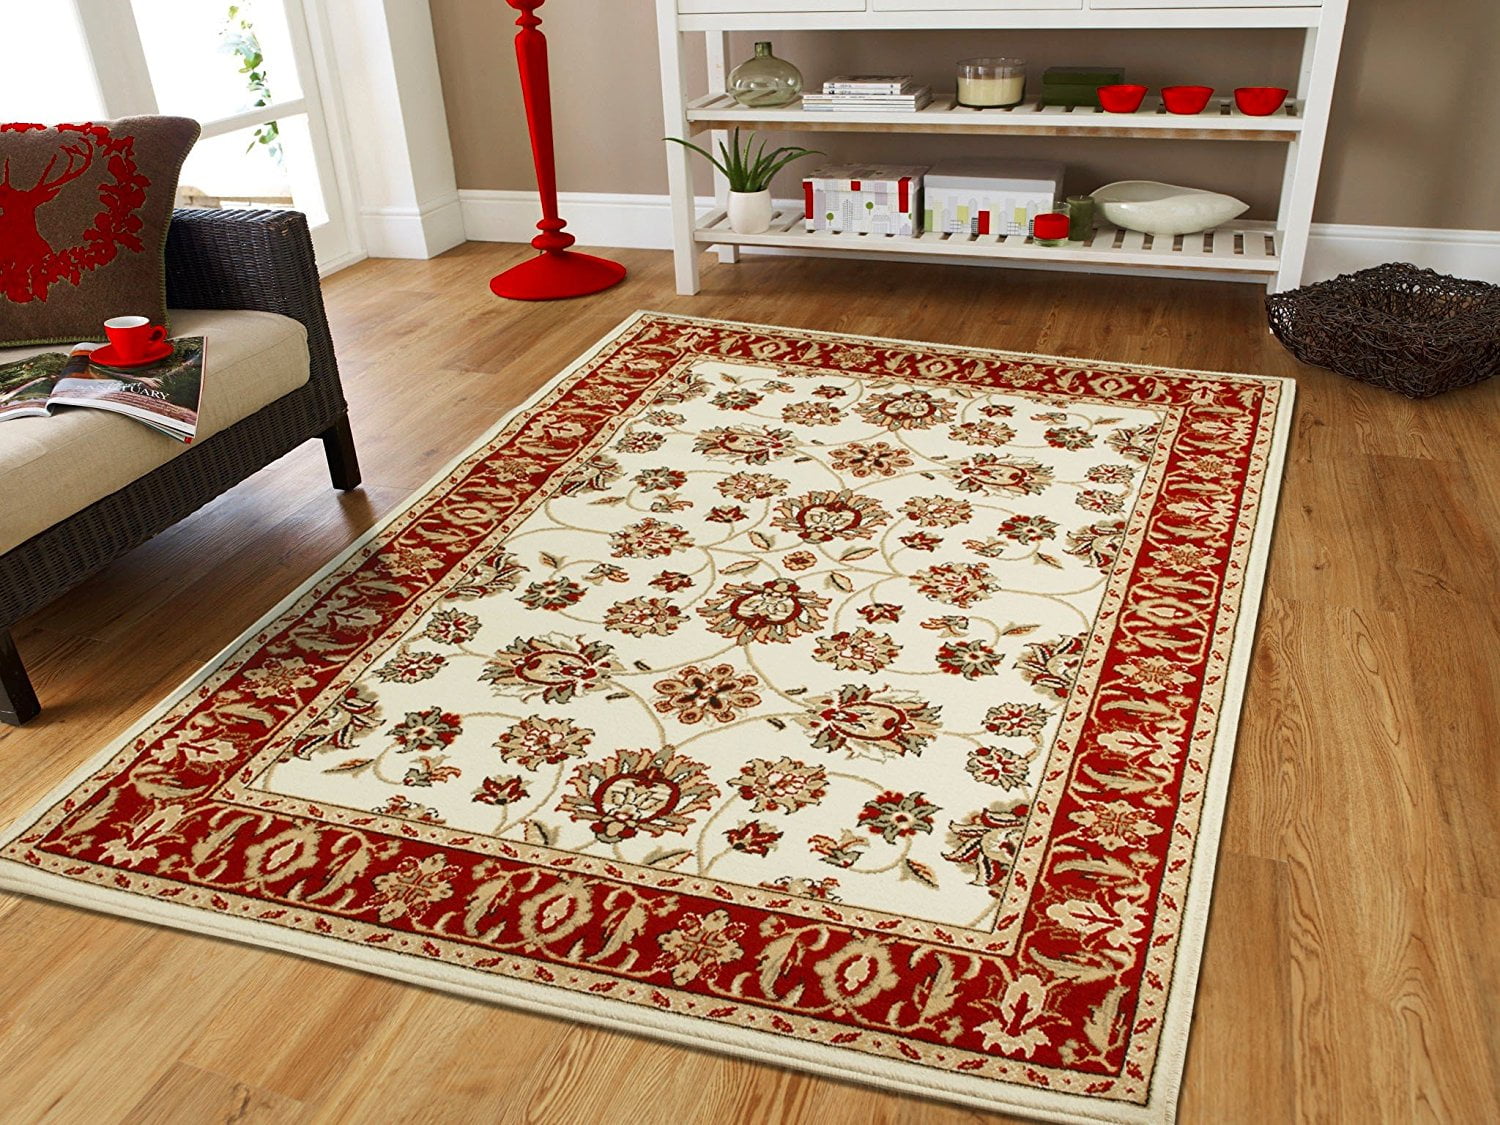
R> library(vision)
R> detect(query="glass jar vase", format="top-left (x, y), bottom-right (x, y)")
top-left (729, 42), bottom-right (803, 108)
top-left (957, 58), bottom-right (1026, 109)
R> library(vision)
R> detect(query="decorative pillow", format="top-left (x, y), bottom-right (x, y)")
top-left (0, 116), bottom-right (200, 347)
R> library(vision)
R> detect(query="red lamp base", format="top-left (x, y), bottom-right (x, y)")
top-left (490, 249), bottom-right (627, 301)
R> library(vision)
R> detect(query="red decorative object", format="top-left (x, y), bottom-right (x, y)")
top-left (1160, 85), bottom-right (1215, 115)
top-left (1032, 212), bottom-right (1070, 241)
top-left (90, 339), bottom-right (173, 369)
top-left (1234, 86), bottom-right (1290, 116)
top-left (102, 316), bottom-right (167, 363)
top-left (1096, 83), bottom-right (1148, 114)
top-left (489, 0), bottom-right (625, 301)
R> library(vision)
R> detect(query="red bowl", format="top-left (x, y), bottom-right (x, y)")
top-left (1234, 86), bottom-right (1290, 116)
top-left (1097, 84), bottom-right (1148, 113)
top-left (1161, 85), bottom-right (1214, 115)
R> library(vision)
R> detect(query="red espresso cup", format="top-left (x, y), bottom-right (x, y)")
top-left (103, 316), bottom-right (166, 362)
top-left (1161, 85), bottom-right (1214, 115)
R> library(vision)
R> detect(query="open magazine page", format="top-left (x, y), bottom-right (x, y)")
top-left (49, 336), bottom-right (206, 443)
top-left (0, 348), bottom-right (82, 422)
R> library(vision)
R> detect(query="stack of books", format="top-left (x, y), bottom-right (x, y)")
top-left (802, 75), bottom-right (933, 113)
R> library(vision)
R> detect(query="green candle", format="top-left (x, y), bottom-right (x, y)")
top-left (1066, 195), bottom-right (1095, 240)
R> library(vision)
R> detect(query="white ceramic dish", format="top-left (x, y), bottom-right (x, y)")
top-left (1090, 180), bottom-right (1248, 237)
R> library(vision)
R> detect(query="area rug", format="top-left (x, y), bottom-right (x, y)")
top-left (0, 312), bottom-right (1292, 1124)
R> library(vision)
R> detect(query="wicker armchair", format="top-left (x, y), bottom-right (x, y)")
top-left (0, 209), bottom-right (360, 725)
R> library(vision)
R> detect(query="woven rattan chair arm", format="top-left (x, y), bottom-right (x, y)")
top-left (164, 207), bottom-right (348, 421)
top-left (167, 209), bottom-right (322, 321)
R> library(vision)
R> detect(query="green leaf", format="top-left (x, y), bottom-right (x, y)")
top-left (664, 136), bottom-right (730, 181)
top-left (727, 128), bottom-right (746, 187)
top-left (668, 131), bottom-right (819, 192)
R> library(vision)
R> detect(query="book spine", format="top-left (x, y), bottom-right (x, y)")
top-left (803, 101), bottom-right (930, 112)
top-left (803, 98), bottom-right (927, 106)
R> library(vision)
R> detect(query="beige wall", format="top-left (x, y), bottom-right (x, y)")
top-left (431, 0), bottom-right (1500, 229)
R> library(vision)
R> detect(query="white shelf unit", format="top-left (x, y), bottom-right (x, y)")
top-left (697, 207), bottom-right (1283, 274)
top-left (686, 91), bottom-right (1307, 140)
top-left (655, 0), bottom-right (1348, 295)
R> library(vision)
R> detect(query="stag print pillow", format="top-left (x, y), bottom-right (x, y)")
top-left (0, 117), bottom-right (199, 347)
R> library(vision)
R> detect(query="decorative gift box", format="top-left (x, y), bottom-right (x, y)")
top-left (923, 158), bottom-right (1064, 237)
top-left (803, 163), bottom-right (927, 236)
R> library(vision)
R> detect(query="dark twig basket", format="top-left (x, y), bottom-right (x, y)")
top-left (1265, 262), bottom-right (1500, 398)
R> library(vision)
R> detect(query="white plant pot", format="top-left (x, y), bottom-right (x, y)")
top-left (728, 189), bottom-right (773, 234)
top-left (1090, 180), bottom-right (1249, 238)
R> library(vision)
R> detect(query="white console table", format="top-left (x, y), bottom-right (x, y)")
top-left (655, 0), bottom-right (1348, 295)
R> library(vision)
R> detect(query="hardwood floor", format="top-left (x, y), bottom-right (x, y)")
top-left (2, 243), bottom-right (1496, 1123)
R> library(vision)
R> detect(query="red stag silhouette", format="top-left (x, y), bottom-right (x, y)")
top-left (0, 140), bottom-right (96, 275)
top-left (0, 123), bottom-right (147, 304)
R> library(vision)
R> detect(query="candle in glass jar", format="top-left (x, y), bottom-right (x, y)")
top-left (957, 58), bottom-right (1025, 108)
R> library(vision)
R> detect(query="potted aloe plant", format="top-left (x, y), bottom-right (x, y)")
top-left (667, 129), bottom-right (821, 234)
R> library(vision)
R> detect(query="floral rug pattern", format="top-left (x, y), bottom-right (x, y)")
top-left (0, 315), bottom-right (1290, 1123)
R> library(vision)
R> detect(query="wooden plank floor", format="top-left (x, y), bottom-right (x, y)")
top-left (2, 243), bottom-right (1496, 1124)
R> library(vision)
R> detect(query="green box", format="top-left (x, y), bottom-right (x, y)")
top-left (1039, 84), bottom-right (1113, 107)
top-left (1042, 66), bottom-right (1126, 88)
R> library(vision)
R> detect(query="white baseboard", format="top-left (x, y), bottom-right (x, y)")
top-left (317, 249), bottom-right (369, 278)
top-left (361, 192), bottom-right (467, 259)
top-left (459, 189), bottom-right (718, 250)
top-left (1305, 223), bottom-right (1500, 284)
top-left (459, 189), bottom-right (1500, 286)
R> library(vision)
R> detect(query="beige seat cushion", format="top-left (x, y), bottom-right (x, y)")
top-left (0, 309), bottom-right (310, 554)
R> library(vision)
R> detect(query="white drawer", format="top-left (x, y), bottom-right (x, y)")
top-left (874, 1), bottom-right (1082, 9)
top-left (1088, 0), bottom-right (1320, 8)
top-left (678, 0), bottom-right (865, 12)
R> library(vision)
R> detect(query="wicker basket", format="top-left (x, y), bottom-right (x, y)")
top-left (1265, 262), bottom-right (1500, 398)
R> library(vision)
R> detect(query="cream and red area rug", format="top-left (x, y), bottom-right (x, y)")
top-left (0, 314), bottom-right (1291, 1124)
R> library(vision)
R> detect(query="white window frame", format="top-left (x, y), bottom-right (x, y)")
top-left (71, 0), bottom-right (365, 274)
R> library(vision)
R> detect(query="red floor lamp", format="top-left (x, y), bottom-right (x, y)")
top-left (490, 0), bottom-right (626, 301)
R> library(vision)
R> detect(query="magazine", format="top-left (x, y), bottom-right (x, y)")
top-left (0, 337), bottom-right (206, 442)
top-left (822, 75), bottom-right (914, 94)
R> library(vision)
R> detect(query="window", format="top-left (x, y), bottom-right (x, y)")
top-left (1, 0), bottom-right (359, 271)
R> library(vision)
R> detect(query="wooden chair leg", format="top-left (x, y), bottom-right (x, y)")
top-left (0, 628), bottom-right (40, 726)
top-left (320, 415), bottom-right (362, 491)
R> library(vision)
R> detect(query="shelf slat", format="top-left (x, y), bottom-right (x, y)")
top-left (694, 209), bottom-right (1281, 275)
top-left (687, 93), bottom-right (1303, 141)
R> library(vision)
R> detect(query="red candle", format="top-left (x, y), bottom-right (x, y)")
top-left (1032, 212), bottom-right (1071, 243)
